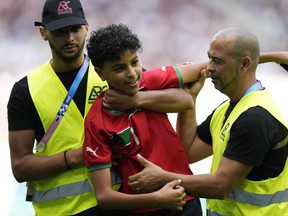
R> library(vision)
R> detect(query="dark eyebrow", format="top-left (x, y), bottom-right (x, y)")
top-left (207, 52), bottom-right (222, 62)
top-left (131, 55), bottom-right (139, 61)
top-left (111, 63), bottom-right (125, 69)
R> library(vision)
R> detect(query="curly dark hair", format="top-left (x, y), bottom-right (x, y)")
top-left (87, 24), bottom-right (143, 68)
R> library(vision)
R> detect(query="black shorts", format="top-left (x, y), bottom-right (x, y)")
top-left (74, 198), bottom-right (202, 216)
top-left (74, 205), bottom-right (124, 216)
top-left (122, 198), bottom-right (202, 216)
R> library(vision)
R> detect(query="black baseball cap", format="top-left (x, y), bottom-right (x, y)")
top-left (35, 0), bottom-right (87, 31)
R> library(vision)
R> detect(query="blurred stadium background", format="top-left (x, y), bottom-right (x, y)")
top-left (1, 0), bottom-right (288, 215)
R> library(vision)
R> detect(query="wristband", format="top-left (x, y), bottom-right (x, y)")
top-left (64, 151), bottom-right (71, 170)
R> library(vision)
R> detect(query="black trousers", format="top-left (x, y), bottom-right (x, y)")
top-left (75, 198), bottom-right (202, 216)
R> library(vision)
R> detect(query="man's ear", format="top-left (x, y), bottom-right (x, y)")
top-left (242, 56), bottom-right (251, 71)
top-left (85, 23), bottom-right (89, 32)
top-left (94, 67), bottom-right (106, 81)
top-left (39, 27), bottom-right (47, 41)
top-left (84, 23), bottom-right (89, 38)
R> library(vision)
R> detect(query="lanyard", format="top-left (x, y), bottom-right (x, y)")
top-left (37, 55), bottom-right (89, 152)
top-left (242, 80), bottom-right (263, 98)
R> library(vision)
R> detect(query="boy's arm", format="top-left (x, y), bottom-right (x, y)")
top-left (259, 52), bottom-right (288, 64)
top-left (90, 168), bottom-right (186, 210)
top-left (176, 62), bottom-right (209, 84)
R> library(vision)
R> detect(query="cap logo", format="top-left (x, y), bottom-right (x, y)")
top-left (57, 1), bottom-right (73, 15)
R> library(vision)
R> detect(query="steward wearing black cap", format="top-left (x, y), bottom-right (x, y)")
top-left (7, 0), bottom-right (193, 215)
top-left (35, 0), bottom-right (87, 31)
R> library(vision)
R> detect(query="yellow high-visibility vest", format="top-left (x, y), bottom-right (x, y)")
top-left (28, 60), bottom-right (120, 216)
top-left (207, 90), bottom-right (288, 216)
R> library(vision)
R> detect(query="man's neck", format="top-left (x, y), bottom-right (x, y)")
top-left (229, 78), bottom-right (258, 102)
top-left (50, 54), bottom-right (84, 73)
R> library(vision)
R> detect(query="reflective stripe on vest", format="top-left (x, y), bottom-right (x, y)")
top-left (33, 179), bottom-right (91, 203)
top-left (207, 210), bottom-right (223, 216)
top-left (227, 188), bottom-right (288, 207)
top-left (33, 171), bottom-right (122, 203)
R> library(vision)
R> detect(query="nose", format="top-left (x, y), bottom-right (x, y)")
top-left (207, 60), bottom-right (214, 73)
top-left (207, 60), bottom-right (217, 77)
top-left (126, 65), bottom-right (137, 78)
top-left (67, 30), bottom-right (75, 41)
top-left (61, 29), bottom-right (75, 42)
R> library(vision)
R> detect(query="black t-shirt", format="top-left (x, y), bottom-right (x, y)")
top-left (197, 101), bottom-right (288, 181)
top-left (7, 67), bottom-right (89, 143)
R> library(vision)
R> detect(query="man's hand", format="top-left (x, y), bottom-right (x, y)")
top-left (182, 69), bottom-right (209, 100)
top-left (128, 154), bottom-right (166, 193)
top-left (155, 179), bottom-right (186, 211)
top-left (66, 147), bottom-right (84, 167)
top-left (103, 89), bottom-right (139, 110)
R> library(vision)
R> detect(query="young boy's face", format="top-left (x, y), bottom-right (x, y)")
top-left (99, 50), bottom-right (142, 95)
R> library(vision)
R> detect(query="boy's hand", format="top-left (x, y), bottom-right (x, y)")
top-left (155, 179), bottom-right (186, 211)
top-left (128, 154), bottom-right (165, 193)
top-left (103, 89), bottom-right (139, 110)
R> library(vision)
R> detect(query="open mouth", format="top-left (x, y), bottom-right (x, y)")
top-left (125, 79), bottom-right (138, 87)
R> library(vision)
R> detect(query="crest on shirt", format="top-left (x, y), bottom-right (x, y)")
top-left (86, 146), bottom-right (99, 157)
top-left (110, 126), bottom-right (140, 146)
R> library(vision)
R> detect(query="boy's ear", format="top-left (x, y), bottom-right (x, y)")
top-left (94, 67), bottom-right (106, 81)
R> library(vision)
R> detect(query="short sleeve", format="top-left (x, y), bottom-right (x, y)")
top-left (7, 78), bottom-right (36, 131)
top-left (196, 110), bottom-right (215, 145)
top-left (142, 66), bottom-right (181, 90)
top-left (83, 119), bottom-right (112, 171)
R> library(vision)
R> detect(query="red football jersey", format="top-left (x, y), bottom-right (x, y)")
top-left (84, 66), bottom-right (193, 212)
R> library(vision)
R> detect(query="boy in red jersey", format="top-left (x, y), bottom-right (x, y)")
top-left (84, 24), bottom-right (208, 215)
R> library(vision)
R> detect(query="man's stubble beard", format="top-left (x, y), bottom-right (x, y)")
top-left (49, 40), bottom-right (85, 63)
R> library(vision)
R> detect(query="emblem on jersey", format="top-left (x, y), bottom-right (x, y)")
top-left (220, 123), bottom-right (230, 141)
top-left (86, 146), bottom-right (99, 157)
top-left (88, 85), bottom-right (108, 104)
top-left (161, 66), bottom-right (166, 72)
top-left (110, 126), bottom-right (140, 146)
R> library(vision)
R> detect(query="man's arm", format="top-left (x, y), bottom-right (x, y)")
top-left (259, 52), bottom-right (288, 64)
top-left (103, 88), bottom-right (193, 112)
top-left (9, 130), bottom-right (83, 182)
top-left (177, 69), bottom-right (212, 162)
top-left (160, 156), bottom-right (252, 199)
top-left (90, 168), bottom-right (186, 210)
top-left (129, 154), bottom-right (252, 199)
